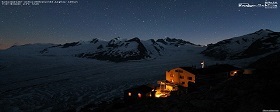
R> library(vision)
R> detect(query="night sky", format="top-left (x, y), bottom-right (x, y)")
top-left (0, 0), bottom-right (279, 49)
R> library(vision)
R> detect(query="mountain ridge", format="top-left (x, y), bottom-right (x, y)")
top-left (4, 29), bottom-right (280, 62)
top-left (201, 29), bottom-right (280, 60)
top-left (37, 37), bottom-right (200, 62)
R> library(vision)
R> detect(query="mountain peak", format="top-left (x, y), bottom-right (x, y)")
top-left (90, 38), bottom-right (99, 44)
top-left (114, 37), bottom-right (121, 40)
top-left (255, 29), bottom-right (274, 34)
top-left (126, 37), bottom-right (141, 43)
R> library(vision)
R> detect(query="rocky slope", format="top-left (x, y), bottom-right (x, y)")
top-left (81, 73), bottom-right (280, 112)
top-left (81, 51), bottom-right (280, 111)
top-left (156, 37), bottom-right (197, 47)
top-left (248, 51), bottom-right (280, 77)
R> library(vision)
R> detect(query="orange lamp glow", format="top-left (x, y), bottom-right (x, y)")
top-left (138, 93), bottom-right (141, 98)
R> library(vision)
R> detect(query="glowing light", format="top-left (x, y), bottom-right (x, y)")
top-left (155, 90), bottom-right (169, 98)
top-left (155, 91), bottom-right (162, 98)
top-left (138, 93), bottom-right (141, 98)
top-left (128, 92), bottom-right (131, 96)
top-left (201, 61), bottom-right (205, 68)
top-left (155, 94), bottom-right (161, 98)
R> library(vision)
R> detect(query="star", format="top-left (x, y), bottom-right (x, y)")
top-left (0, 0), bottom-right (279, 50)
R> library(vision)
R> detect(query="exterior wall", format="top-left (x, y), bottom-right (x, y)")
top-left (166, 68), bottom-right (195, 87)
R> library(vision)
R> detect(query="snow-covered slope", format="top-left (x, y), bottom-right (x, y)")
top-left (3, 43), bottom-right (54, 56)
top-left (40, 38), bottom-right (108, 56)
top-left (237, 32), bottom-right (280, 59)
top-left (201, 29), bottom-right (279, 60)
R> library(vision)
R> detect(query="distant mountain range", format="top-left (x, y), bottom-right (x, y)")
top-left (39, 37), bottom-right (198, 62)
top-left (201, 29), bottom-right (280, 60)
top-left (5, 29), bottom-right (280, 62)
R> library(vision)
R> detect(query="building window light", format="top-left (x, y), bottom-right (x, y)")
top-left (128, 92), bottom-right (131, 96)
top-left (138, 93), bottom-right (141, 98)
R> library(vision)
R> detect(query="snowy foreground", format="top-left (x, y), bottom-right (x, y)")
top-left (0, 44), bottom-right (262, 112)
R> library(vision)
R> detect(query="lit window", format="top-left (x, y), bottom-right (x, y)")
top-left (180, 76), bottom-right (184, 79)
top-left (171, 79), bottom-right (174, 82)
top-left (170, 74), bottom-right (174, 77)
top-left (138, 93), bottom-right (141, 98)
top-left (128, 92), bottom-right (131, 96)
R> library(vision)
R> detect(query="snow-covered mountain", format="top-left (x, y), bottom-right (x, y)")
top-left (201, 29), bottom-right (280, 60)
top-left (40, 37), bottom-right (198, 62)
top-left (237, 32), bottom-right (280, 59)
